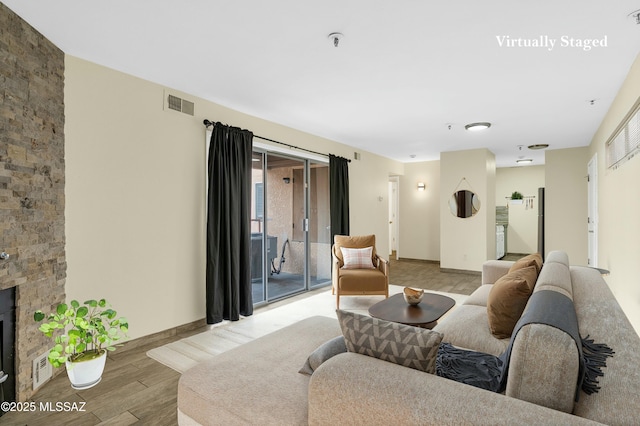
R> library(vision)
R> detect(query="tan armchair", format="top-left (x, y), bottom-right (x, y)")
top-left (331, 234), bottom-right (389, 309)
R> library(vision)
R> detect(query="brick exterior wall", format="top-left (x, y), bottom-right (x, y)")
top-left (0, 3), bottom-right (66, 401)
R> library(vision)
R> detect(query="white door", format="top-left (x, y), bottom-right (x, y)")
top-left (388, 177), bottom-right (399, 258)
top-left (587, 154), bottom-right (598, 267)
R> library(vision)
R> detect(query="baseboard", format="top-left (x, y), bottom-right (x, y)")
top-left (439, 268), bottom-right (481, 276)
top-left (396, 258), bottom-right (440, 264)
top-left (116, 317), bottom-right (207, 353)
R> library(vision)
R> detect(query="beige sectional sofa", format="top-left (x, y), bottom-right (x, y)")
top-left (178, 251), bottom-right (640, 425)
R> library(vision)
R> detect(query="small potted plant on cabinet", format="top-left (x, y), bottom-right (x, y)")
top-left (34, 299), bottom-right (128, 389)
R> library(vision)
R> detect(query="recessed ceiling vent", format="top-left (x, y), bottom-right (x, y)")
top-left (166, 93), bottom-right (195, 116)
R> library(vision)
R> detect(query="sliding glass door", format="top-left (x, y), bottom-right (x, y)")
top-left (250, 151), bottom-right (331, 304)
top-left (265, 153), bottom-right (306, 300)
top-left (250, 151), bottom-right (266, 303)
top-left (308, 161), bottom-right (331, 288)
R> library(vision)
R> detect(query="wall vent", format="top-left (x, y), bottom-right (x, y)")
top-left (354, 152), bottom-right (361, 160)
top-left (166, 93), bottom-right (195, 116)
top-left (32, 351), bottom-right (52, 390)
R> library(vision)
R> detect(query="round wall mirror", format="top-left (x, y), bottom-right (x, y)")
top-left (449, 190), bottom-right (481, 218)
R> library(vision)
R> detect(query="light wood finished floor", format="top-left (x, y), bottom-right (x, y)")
top-left (2, 257), bottom-right (514, 425)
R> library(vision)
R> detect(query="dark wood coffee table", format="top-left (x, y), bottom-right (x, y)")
top-left (368, 293), bottom-right (456, 329)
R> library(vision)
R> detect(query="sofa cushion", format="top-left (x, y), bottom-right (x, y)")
top-left (533, 262), bottom-right (573, 300)
top-left (340, 246), bottom-right (375, 269)
top-left (482, 260), bottom-right (514, 285)
top-left (509, 253), bottom-right (543, 275)
top-left (507, 324), bottom-right (580, 413)
top-left (463, 284), bottom-right (493, 307)
top-left (299, 335), bottom-right (346, 375)
top-left (435, 305), bottom-right (510, 356)
top-left (337, 310), bottom-right (443, 373)
top-left (487, 266), bottom-right (537, 338)
top-left (571, 266), bottom-right (640, 423)
top-left (545, 250), bottom-right (569, 266)
top-left (177, 316), bottom-right (341, 426)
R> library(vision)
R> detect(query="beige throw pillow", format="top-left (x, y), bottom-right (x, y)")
top-left (340, 246), bottom-right (375, 269)
top-left (333, 234), bottom-right (377, 267)
top-left (487, 266), bottom-right (537, 338)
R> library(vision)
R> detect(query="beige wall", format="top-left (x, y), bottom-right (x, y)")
top-left (496, 166), bottom-right (545, 254)
top-left (398, 161), bottom-right (441, 261)
top-left (64, 56), bottom-right (403, 339)
top-left (588, 53), bottom-right (640, 335)
top-left (440, 149), bottom-right (496, 271)
top-left (544, 147), bottom-right (589, 263)
top-left (348, 152), bottom-right (404, 252)
top-left (64, 51), bottom-right (640, 340)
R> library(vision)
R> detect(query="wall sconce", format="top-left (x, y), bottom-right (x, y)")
top-left (283, 177), bottom-right (291, 184)
top-left (417, 182), bottom-right (426, 191)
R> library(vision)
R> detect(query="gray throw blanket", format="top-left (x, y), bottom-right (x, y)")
top-left (436, 290), bottom-right (614, 400)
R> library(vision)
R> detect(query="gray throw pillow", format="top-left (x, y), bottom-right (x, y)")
top-left (299, 335), bottom-right (347, 375)
top-left (337, 309), bottom-right (443, 373)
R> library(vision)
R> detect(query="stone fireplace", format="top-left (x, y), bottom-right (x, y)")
top-left (0, 287), bottom-right (15, 406)
top-left (0, 3), bottom-right (67, 401)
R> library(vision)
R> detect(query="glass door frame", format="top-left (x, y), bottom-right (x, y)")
top-left (252, 146), bottom-right (329, 306)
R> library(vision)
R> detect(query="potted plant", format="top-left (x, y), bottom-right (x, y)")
top-left (34, 299), bottom-right (128, 390)
top-left (510, 191), bottom-right (524, 204)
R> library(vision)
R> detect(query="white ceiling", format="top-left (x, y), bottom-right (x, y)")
top-left (4, 1), bottom-right (640, 167)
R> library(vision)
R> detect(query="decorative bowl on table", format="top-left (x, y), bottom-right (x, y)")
top-left (403, 287), bottom-right (424, 305)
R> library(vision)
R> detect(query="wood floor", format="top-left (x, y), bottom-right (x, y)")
top-left (389, 257), bottom-right (482, 295)
top-left (1, 257), bottom-right (512, 425)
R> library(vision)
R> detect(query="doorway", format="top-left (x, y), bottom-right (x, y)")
top-left (388, 176), bottom-right (399, 259)
top-left (587, 154), bottom-right (598, 267)
top-left (251, 151), bottom-right (331, 304)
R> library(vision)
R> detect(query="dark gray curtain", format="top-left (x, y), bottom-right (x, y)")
top-left (206, 123), bottom-right (253, 324)
top-left (329, 154), bottom-right (350, 242)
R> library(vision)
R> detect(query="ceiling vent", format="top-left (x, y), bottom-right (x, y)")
top-left (166, 93), bottom-right (194, 116)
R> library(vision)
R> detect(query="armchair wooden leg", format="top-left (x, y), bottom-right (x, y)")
top-left (336, 293), bottom-right (340, 310)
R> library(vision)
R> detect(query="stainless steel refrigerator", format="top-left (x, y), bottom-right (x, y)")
top-left (537, 187), bottom-right (545, 260)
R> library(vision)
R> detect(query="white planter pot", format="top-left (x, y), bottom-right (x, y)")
top-left (65, 350), bottom-right (107, 390)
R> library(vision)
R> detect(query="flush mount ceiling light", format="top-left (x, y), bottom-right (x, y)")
top-left (516, 159), bottom-right (533, 164)
top-left (527, 144), bottom-right (549, 150)
top-left (328, 32), bottom-right (344, 47)
top-left (464, 122), bottom-right (491, 131)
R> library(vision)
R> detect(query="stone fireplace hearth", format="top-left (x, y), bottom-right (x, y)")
top-left (0, 3), bottom-right (67, 402)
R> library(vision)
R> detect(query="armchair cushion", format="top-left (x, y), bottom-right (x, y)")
top-left (337, 268), bottom-right (387, 292)
top-left (340, 246), bottom-right (375, 269)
